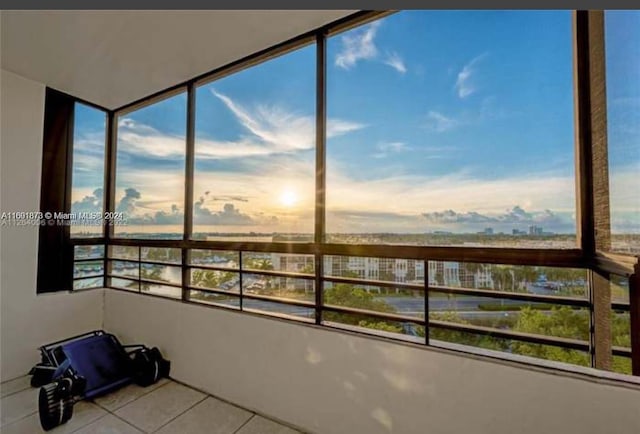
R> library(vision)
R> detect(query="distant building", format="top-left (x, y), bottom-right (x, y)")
top-left (295, 255), bottom-right (498, 293)
top-left (529, 225), bottom-right (543, 235)
top-left (271, 253), bottom-right (314, 293)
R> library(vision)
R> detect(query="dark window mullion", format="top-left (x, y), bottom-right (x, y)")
top-left (104, 111), bottom-right (116, 289)
top-left (183, 83), bottom-right (196, 301)
top-left (315, 31), bottom-right (327, 325)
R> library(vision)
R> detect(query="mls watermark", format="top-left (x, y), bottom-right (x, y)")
top-left (0, 211), bottom-right (127, 227)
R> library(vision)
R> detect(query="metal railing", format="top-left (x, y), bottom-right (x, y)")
top-left (69, 237), bottom-right (639, 377)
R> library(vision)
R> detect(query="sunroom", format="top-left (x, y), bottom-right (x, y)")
top-left (1, 9), bottom-right (639, 434)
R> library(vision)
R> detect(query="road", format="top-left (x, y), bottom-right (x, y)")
top-left (194, 281), bottom-right (577, 320)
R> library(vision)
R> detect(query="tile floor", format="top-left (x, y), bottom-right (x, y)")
top-left (1, 376), bottom-right (302, 434)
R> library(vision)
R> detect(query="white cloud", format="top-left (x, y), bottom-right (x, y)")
top-left (335, 21), bottom-right (406, 74)
top-left (116, 92), bottom-right (364, 161)
top-left (204, 90), bottom-right (364, 157)
top-left (335, 21), bottom-right (380, 70)
top-left (325, 165), bottom-right (580, 233)
top-left (424, 111), bottom-right (459, 133)
top-left (372, 141), bottom-right (408, 159)
top-left (327, 119), bottom-right (367, 137)
top-left (610, 169), bottom-right (640, 211)
top-left (71, 153), bottom-right (105, 172)
top-left (422, 206), bottom-right (565, 227)
top-left (118, 119), bottom-right (186, 158)
top-left (383, 51), bottom-right (407, 74)
top-left (455, 53), bottom-right (487, 99)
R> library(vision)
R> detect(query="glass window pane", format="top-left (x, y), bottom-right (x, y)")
top-left (141, 247), bottom-right (181, 264)
top-left (323, 313), bottom-right (425, 343)
top-left (140, 263), bottom-right (181, 285)
top-left (73, 277), bottom-right (103, 290)
top-left (109, 260), bottom-right (139, 279)
top-left (71, 103), bottom-right (106, 238)
top-left (193, 44), bottom-right (315, 241)
top-left (243, 252), bottom-right (314, 274)
top-left (612, 356), bottom-right (632, 376)
top-left (189, 249), bottom-right (239, 269)
top-left (242, 273), bottom-right (314, 302)
top-left (326, 11), bottom-right (576, 248)
top-left (114, 93), bottom-right (186, 239)
top-left (109, 246), bottom-right (139, 261)
top-left (428, 261), bottom-right (589, 299)
top-left (74, 245), bottom-right (104, 260)
top-left (190, 269), bottom-right (240, 293)
top-left (324, 255), bottom-right (425, 285)
top-left (605, 11), bottom-right (640, 255)
top-left (74, 260), bottom-right (104, 279)
top-left (611, 273), bottom-right (630, 304)
top-left (429, 291), bottom-right (590, 341)
top-left (612, 312), bottom-right (631, 349)
top-left (189, 290), bottom-right (240, 308)
top-left (243, 299), bottom-right (314, 321)
top-left (142, 283), bottom-right (181, 299)
top-left (111, 277), bottom-right (139, 292)
top-left (324, 282), bottom-right (424, 319)
top-left (429, 327), bottom-right (590, 367)
top-left (610, 273), bottom-right (631, 375)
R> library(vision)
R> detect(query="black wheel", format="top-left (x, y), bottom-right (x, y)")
top-left (133, 349), bottom-right (161, 387)
top-left (30, 365), bottom-right (54, 388)
top-left (38, 381), bottom-right (74, 431)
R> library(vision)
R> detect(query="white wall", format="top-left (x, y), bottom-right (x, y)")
top-left (105, 289), bottom-right (640, 434)
top-left (0, 69), bottom-right (104, 381)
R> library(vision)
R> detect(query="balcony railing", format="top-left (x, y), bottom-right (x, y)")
top-left (70, 237), bottom-right (639, 378)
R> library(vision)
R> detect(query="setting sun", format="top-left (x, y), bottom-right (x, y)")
top-left (279, 189), bottom-right (298, 207)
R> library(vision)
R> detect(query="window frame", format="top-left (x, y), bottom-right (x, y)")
top-left (38, 88), bottom-right (109, 293)
top-left (38, 10), bottom-right (640, 378)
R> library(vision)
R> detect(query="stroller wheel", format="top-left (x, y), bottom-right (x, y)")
top-left (133, 349), bottom-right (161, 387)
top-left (38, 381), bottom-right (74, 431)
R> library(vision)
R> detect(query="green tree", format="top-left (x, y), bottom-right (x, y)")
top-left (514, 306), bottom-right (590, 340)
top-left (429, 311), bottom-right (506, 351)
top-left (511, 265), bottom-right (538, 291)
top-left (141, 265), bottom-right (163, 281)
top-left (246, 257), bottom-right (273, 271)
top-left (324, 283), bottom-right (403, 333)
top-left (492, 266), bottom-right (515, 291)
top-left (510, 306), bottom-right (590, 366)
top-left (611, 312), bottom-right (632, 374)
top-left (325, 283), bottom-right (396, 313)
top-left (191, 269), bottom-right (235, 288)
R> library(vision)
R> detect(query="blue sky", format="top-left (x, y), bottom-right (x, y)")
top-left (70, 10), bottom-right (639, 237)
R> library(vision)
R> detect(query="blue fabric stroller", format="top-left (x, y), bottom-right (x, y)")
top-left (29, 330), bottom-right (170, 431)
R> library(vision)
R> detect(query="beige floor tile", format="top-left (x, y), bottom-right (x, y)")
top-left (73, 414), bottom-right (144, 434)
top-left (0, 414), bottom-right (42, 434)
top-left (94, 378), bottom-right (170, 411)
top-left (0, 376), bottom-right (31, 398)
top-left (236, 415), bottom-right (302, 434)
top-left (0, 387), bottom-right (38, 427)
top-left (114, 382), bottom-right (206, 433)
top-left (0, 400), bottom-right (106, 434)
top-left (154, 396), bottom-right (253, 434)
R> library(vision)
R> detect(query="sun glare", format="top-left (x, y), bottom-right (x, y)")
top-left (279, 189), bottom-right (298, 207)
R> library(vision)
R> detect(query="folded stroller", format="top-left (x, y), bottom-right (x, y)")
top-left (29, 330), bottom-right (170, 431)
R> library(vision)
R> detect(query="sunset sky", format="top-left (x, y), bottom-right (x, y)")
top-left (71, 10), bottom-right (639, 236)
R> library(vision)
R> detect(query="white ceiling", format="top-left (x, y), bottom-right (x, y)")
top-left (1, 10), bottom-right (355, 109)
